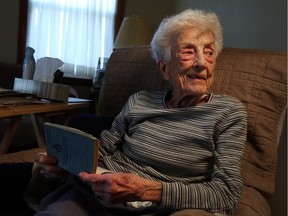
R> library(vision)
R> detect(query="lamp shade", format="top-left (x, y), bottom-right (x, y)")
top-left (114, 16), bottom-right (152, 48)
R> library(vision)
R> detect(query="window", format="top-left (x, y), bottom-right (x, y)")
top-left (26, 0), bottom-right (117, 78)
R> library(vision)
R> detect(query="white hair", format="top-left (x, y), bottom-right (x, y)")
top-left (151, 9), bottom-right (223, 62)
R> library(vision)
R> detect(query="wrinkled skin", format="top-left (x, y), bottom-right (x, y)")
top-left (34, 153), bottom-right (162, 204)
top-left (158, 27), bottom-right (216, 108)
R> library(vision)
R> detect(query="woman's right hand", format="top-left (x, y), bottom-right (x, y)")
top-left (33, 152), bottom-right (68, 178)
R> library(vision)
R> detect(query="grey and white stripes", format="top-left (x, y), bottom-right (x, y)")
top-left (99, 90), bottom-right (247, 215)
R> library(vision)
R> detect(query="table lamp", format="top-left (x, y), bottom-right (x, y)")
top-left (114, 16), bottom-right (152, 48)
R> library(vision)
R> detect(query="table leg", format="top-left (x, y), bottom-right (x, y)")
top-left (0, 115), bottom-right (22, 155)
top-left (30, 114), bottom-right (45, 148)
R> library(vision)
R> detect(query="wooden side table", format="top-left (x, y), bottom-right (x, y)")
top-left (0, 100), bottom-right (90, 154)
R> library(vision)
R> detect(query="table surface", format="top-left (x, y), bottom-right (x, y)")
top-left (0, 100), bottom-right (90, 118)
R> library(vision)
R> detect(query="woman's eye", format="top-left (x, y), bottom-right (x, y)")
top-left (179, 49), bottom-right (194, 60)
top-left (204, 48), bottom-right (215, 63)
top-left (185, 51), bottom-right (193, 54)
top-left (204, 49), bottom-right (214, 57)
top-left (182, 49), bottom-right (194, 55)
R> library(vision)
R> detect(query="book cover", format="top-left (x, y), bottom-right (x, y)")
top-left (44, 122), bottom-right (99, 176)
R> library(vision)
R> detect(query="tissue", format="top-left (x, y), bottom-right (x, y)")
top-left (33, 57), bottom-right (64, 82)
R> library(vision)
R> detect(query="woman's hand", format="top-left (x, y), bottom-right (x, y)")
top-left (33, 152), bottom-right (68, 178)
top-left (79, 172), bottom-right (162, 205)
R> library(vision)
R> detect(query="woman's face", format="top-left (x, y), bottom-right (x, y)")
top-left (159, 27), bottom-right (216, 98)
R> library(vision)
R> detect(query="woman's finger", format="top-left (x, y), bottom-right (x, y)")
top-left (79, 172), bottom-right (101, 183)
top-left (35, 152), bottom-right (58, 165)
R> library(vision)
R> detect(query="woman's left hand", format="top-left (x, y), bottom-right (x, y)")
top-left (79, 172), bottom-right (162, 205)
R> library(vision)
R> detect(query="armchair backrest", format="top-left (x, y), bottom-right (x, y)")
top-left (98, 46), bottom-right (169, 116)
top-left (210, 47), bottom-right (287, 198)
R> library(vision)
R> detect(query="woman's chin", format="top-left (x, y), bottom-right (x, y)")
top-left (186, 87), bottom-right (208, 96)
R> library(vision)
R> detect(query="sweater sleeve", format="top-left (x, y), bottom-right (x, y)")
top-left (160, 100), bottom-right (247, 215)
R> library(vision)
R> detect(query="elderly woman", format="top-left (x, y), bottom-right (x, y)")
top-left (27, 9), bottom-right (247, 216)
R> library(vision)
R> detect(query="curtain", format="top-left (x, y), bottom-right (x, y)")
top-left (27, 0), bottom-right (117, 78)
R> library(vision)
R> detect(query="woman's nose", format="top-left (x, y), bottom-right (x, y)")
top-left (192, 54), bottom-right (206, 72)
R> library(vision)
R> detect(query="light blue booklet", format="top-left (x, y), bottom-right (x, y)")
top-left (44, 122), bottom-right (99, 175)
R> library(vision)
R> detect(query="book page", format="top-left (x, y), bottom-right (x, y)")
top-left (96, 166), bottom-right (112, 174)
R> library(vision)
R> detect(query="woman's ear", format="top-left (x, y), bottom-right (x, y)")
top-left (157, 60), bottom-right (170, 80)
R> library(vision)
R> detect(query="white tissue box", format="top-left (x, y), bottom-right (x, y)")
top-left (13, 78), bottom-right (70, 102)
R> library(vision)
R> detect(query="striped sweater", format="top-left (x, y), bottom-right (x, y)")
top-left (99, 90), bottom-right (247, 215)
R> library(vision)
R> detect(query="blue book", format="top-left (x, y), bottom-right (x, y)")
top-left (44, 122), bottom-right (99, 176)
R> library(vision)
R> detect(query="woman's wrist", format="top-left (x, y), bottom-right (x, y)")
top-left (137, 182), bottom-right (162, 201)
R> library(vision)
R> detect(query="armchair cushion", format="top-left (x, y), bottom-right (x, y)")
top-left (235, 186), bottom-right (271, 216)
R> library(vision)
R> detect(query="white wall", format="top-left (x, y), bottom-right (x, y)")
top-left (174, 0), bottom-right (287, 51)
